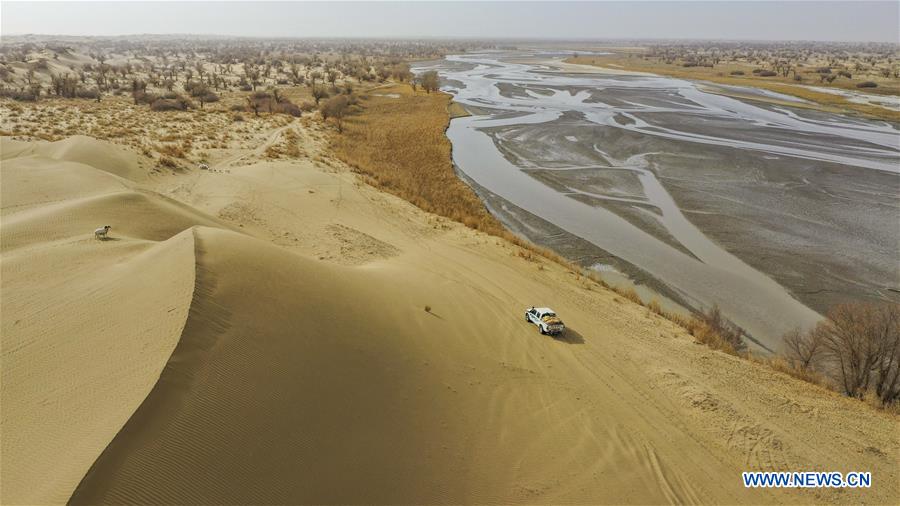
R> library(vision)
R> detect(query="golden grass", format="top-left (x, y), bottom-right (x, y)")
top-left (330, 84), bottom-right (506, 235)
top-left (567, 55), bottom-right (900, 122)
top-left (447, 101), bottom-right (470, 119)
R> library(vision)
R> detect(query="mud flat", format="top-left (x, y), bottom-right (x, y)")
top-left (418, 51), bottom-right (900, 350)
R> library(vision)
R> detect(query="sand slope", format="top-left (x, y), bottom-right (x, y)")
top-left (3, 135), bottom-right (898, 505)
top-left (1, 136), bottom-right (147, 182)
top-left (0, 138), bottom-right (223, 504)
top-left (68, 226), bottom-right (727, 504)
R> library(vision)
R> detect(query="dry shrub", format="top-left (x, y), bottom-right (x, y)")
top-left (158, 156), bottom-right (178, 169)
top-left (756, 355), bottom-right (829, 387)
top-left (700, 305), bottom-right (747, 354)
top-left (132, 91), bottom-right (157, 105)
top-left (691, 320), bottom-right (739, 355)
top-left (150, 96), bottom-right (192, 111)
top-left (74, 88), bottom-right (100, 100)
top-left (156, 143), bottom-right (187, 158)
top-left (615, 286), bottom-right (643, 305)
top-left (516, 249), bottom-right (537, 262)
top-left (0, 89), bottom-right (38, 101)
top-left (278, 102), bottom-right (302, 117)
top-left (585, 271), bottom-right (610, 289)
top-left (658, 305), bottom-right (748, 356)
top-left (264, 145), bottom-right (281, 159)
top-left (245, 91), bottom-right (302, 117)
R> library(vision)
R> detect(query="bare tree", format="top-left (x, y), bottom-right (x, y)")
top-left (783, 328), bottom-right (823, 370)
top-left (246, 96), bottom-right (260, 116)
top-left (872, 305), bottom-right (900, 404)
top-left (327, 69), bottom-right (339, 90)
top-left (320, 95), bottom-right (350, 132)
top-left (816, 303), bottom-right (900, 403)
top-left (311, 85), bottom-right (328, 105)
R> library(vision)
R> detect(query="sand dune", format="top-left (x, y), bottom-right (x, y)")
top-left (72, 225), bottom-right (728, 504)
top-left (3, 136), bottom-right (898, 505)
top-left (2, 136), bottom-right (148, 182)
top-left (1, 138), bottom-right (219, 504)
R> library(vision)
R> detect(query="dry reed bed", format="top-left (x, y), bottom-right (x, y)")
top-left (330, 84), bottom-right (506, 234)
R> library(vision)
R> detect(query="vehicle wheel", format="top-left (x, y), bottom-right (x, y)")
top-left (539, 326), bottom-right (546, 335)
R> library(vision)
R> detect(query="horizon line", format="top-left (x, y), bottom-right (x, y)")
top-left (3, 33), bottom-right (898, 45)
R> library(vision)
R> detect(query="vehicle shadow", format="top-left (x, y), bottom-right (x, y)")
top-left (554, 328), bottom-right (585, 345)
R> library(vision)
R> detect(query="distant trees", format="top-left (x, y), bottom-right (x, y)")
top-left (246, 95), bottom-right (261, 116)
top-left (327, 69), bottom-right (339, 90)
top-left (420, 70), bottom-right (439, 93)
top-left (390, 63), bottom-right (412, 83)
top-left (184, 81), bottom-right (218, 108)
top-left (308, 71), bottom-right (321, 89)
top-left (311, 85), bottom-right (329, 105)
top-left (241, 90), bottom-right (302, 117)
top-left (319, 95), bottom-right (350, 132)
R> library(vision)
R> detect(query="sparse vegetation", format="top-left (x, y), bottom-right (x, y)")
top-left (319, 94), bottom-right (351, 132)
top-left (567, 42), bottom-right (900, 121)
top-left (157, 156), bottom-right (178, 169)
top-left (613, 281), bottom-right (898, 411)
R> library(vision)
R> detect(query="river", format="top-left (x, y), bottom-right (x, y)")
top-left (416, 50), bottom-right (900, 351)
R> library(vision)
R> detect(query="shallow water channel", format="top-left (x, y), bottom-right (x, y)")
top-left (417, 51), bottom-right (900, 350)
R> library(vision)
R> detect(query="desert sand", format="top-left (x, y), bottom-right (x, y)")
top-left (2, 131), bottom-right (898, 505)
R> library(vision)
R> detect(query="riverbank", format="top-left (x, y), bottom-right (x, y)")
top-left (565, 54), bottom-right (900, 122)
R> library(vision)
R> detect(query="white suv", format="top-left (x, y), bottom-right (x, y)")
top-left (525, 307), bottom-right (565, 335)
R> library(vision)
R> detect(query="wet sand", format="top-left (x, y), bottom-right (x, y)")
top-left (417, 51), bottom-right (900, 349)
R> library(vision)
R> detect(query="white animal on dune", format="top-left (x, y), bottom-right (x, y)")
top-left (94, 225), bottom-right (111, 240)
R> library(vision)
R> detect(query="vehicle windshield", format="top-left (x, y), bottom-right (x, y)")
top-left (542, 312), bottom-right (556, 318)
